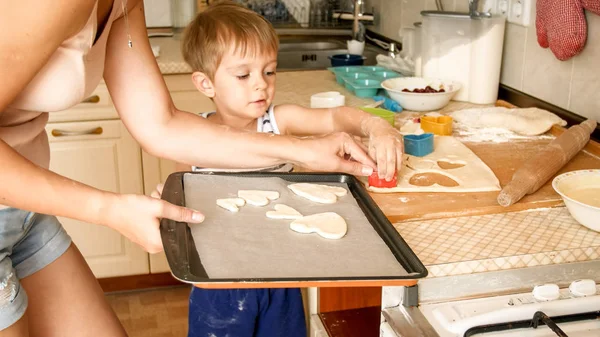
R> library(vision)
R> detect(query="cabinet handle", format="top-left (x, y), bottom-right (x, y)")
top-left (51, 127), bottom-right (103, 137)
top-left (81, 95), bottom-right (100, 103)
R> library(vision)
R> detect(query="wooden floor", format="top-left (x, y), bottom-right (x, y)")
top-left (105, 286), bottom-right (192, 337)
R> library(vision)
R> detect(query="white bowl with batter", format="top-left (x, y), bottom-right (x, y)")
top-left (552, 170), bottom-right (600, 232)
top-left (382, 77), bottom-right (462, 112)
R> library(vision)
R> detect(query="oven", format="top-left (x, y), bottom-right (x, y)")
top-left (379, 260), bottom-right (600, 337)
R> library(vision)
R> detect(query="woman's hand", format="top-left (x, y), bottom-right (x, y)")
top-left (99, 192), bottom-right (204, 253)
top-left (365, 119), bottom-right (404, 181)
top-left (296, 132), bottom-right (375, 176)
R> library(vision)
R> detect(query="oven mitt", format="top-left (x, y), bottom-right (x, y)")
top-left (537, 0), bottom-right (600, 61)
top-left (536, 0), bottom-right (586, 61)
top-left (581, 0), bottom-right (600, 15)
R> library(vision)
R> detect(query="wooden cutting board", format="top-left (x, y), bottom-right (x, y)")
top-left (370, 126), bottom-right (600, 223)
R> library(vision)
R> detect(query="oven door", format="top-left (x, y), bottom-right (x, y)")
top-left (462, 311), bottom-right (600, 336)
top-left (417, 284), bottom-right (600, 337)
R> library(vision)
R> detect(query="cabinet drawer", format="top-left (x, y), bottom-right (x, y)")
top-left (46, 120), bottom-right (124, 143)
top-left (48, 83), bottom-right (118, 123)
top-left (77, 82), bottom-right (113, 107)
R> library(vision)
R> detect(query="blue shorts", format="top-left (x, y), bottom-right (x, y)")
top-left (188, 287), bottom-right (306, 337)
top-left (0, 208), bottom-right (72, 330)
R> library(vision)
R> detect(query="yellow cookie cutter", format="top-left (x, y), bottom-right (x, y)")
top-left (420, 116), bottom-right (453, 136)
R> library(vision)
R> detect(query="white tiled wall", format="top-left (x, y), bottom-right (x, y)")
top-left (501, 2), bottom-right (600, 122)
top-left (144, 0), bottom-right (173, 27)
top-left (370, 0), bottom-right (469, 39)
top-left (371, 0), bottom-right (600, 122)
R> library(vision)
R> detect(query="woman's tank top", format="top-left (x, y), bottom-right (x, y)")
top-left (0, 0), bottom-right (123, 169)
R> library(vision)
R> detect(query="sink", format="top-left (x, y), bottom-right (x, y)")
top-left (278, 41), bottom-right (345, 52)
top-left (276, 37), bottom-right (382, 71)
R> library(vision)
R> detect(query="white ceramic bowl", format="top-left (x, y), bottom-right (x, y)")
top-left (381, 77), bottom-right (461, 112)
top-left (552, 170), bottom-right (600, 232)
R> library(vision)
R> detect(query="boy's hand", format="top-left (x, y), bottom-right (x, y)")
top-left (150, 183), bottom-right (164, 199)
top-left (366, 120), bottom-right (404, 181)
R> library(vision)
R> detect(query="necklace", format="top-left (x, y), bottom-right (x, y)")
top-left (121, 0), bottom-right (133, 48)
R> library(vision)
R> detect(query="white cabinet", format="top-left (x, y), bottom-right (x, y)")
top-left (46, 119), bottom-right (149, 278)
top-left (142, 151), bottom-right (178, 273)
top-left (45, 74), bottom-right (216, 277)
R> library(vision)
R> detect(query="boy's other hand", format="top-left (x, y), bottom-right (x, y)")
top-left (368, 124), bottom-right (404, 181)
top-left (150, 183), bottom-right (164, 199)
top-left (297, 132), bottom-right (376, 176)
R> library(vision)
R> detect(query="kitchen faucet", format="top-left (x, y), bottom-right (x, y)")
top-left (469, 0), bottom-right (491, 18)
top-left (352, 0), bottom-right (365, 41)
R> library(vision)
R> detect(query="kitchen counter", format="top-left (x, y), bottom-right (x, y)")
top-left (272, 71), bottom-right (600, 281)
top-left (150, 33), bottom-right (383, 75)
top-left (273, 70), bottom-right (600, 280)
top-left (151, 35), bottom-right (193, 75)
top-left (399, 207), bottom-right (600, 278)
top-left (151, 35), bottom-right (600, 282)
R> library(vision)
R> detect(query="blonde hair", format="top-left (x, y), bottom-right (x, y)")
top-left (182, 1), bottom-right (279, 80)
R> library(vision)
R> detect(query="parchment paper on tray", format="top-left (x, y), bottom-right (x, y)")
top-left (183, 173), bottom-right (411, 279)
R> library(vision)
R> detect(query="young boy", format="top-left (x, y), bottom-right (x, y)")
top-left (180, 2), bottom-right (403, 336)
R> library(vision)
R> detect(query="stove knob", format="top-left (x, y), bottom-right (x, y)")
top-left (569, 279), bottom-right (597, 297)
top-left (532, 284), bottom-right (560, 301)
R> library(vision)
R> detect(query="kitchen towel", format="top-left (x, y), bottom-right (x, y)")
top-left (536, 0), bottom-right (600, 61)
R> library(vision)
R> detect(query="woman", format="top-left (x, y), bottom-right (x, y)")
top-left (0, 0), bottom-right (375, 335)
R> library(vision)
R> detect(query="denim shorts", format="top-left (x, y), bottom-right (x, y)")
top-left (0, 207), bottom-right (72, 330)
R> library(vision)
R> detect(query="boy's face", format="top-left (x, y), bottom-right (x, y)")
top-left (211, 47), bottom-right (277, 119)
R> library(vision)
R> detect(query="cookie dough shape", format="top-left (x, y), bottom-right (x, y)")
top-left (216, 198), bottom-right (246, 212)
top-left (451, 107), bottom-right (566, 136)
top-left (290, 212), bottom-right (347, 239)
top-left (287, 183), bottom-right (348, 204)
top-left (266, 204), bottom-right (303, 220)
top-left (237, 190), bottom-right (280, 206)
top-left (369, 136), bottom-right (501, 193)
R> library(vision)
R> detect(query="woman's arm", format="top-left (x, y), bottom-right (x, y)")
top-left (274, 104), bottom-right (403, 180)
top-left (103, 1), bottom-right (375, 175)
top-left (0, 0), bottom-right (203, 253)
top-left (0, 140), bottom-right (203, 252)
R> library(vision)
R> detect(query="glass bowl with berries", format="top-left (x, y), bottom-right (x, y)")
top-left (381, 77), bottom-right (462, 112)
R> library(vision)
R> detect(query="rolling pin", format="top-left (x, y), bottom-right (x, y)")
top-left (497, 119), bottom-right (597, 207)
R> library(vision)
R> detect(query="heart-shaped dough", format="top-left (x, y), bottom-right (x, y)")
top-left (288, 183), bottom-right (347, 204)
top-left (437, 159), bottom-right (466, 170)
top-left (216, 198), bottom-right (246, 212)
top-left (408, 172), bottom-right (459, 187)
top-left (266, 204), bottom-right (303, 220)
top-left (290, 212), bottom-right (347, 239)
top-left (238, 190), bottom-right (280, 206)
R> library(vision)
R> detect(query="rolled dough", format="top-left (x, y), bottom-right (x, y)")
top-left (266, 204), bottom-right (303, 220)
top-left (369, 136), bottom-right (501, 193)
top-left (238, 190), bottom-right (280, 206)
top-left (451, 107), bottom-right (566, 136)
top-left (216, 198), bottom-right (246, 212)
top-left (290, 212), bottom-right (347, 239)
top-left (288, 183), bottom-right (348, 204)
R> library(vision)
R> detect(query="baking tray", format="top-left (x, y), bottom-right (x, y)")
top-left (160, 172), bottom-right (427, 288)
